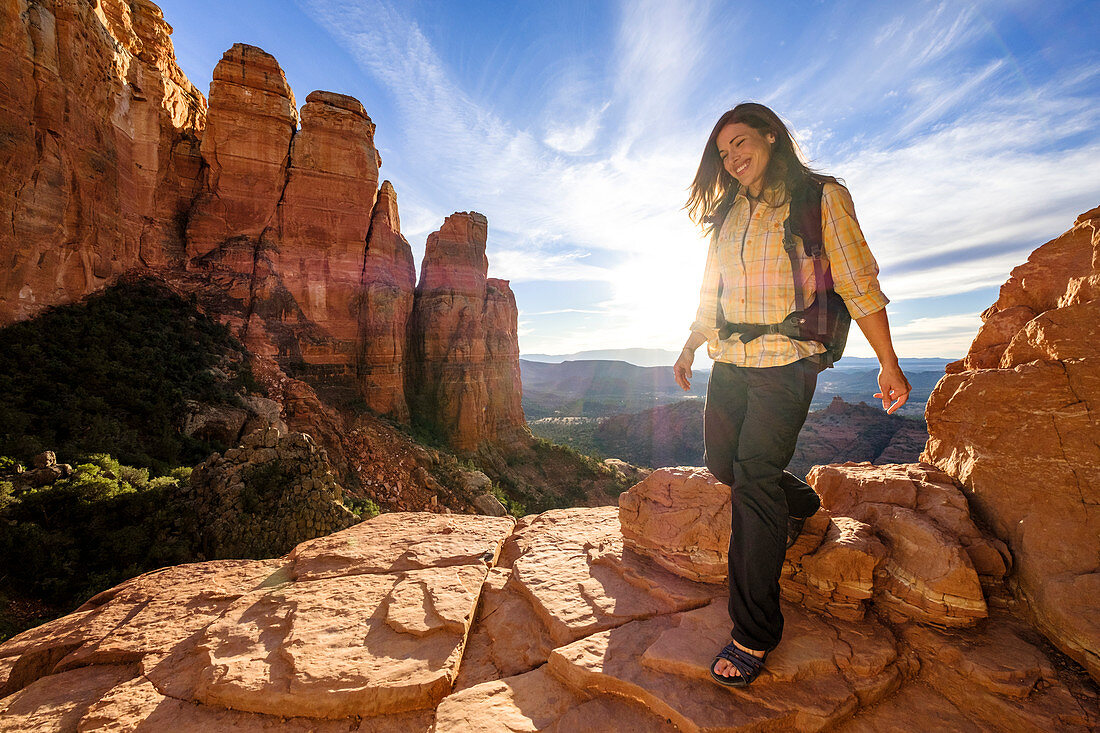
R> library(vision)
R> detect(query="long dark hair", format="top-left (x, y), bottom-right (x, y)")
top-left (686, 103), bottom-right (822, 236)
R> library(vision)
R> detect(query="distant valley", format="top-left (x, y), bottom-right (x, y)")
top-left (523, 357), bottom-right (938, 476)
top-left (520, 357), bottom-right (949, 419)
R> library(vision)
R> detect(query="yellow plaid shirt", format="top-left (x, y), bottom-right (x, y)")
top-left (690, 181), bottom-right (889, 368)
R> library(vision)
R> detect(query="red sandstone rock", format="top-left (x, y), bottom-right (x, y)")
top-left (407, 212), bottom-right (528, 452)
top-left (0, 0), bottom-right (204, 324)
top-left (0, 4), bottom-right (530, 464)
top-left (548, 599), bottom-right (901, 731)
top-left (782, 513), bottom-right (885, 622)
top-left (437, 666), bottom-right (678, 732)
top-left (619, 464), bottom-right (1007, 627)
top-left (0, 512), bottom-right (514, 728)
top-left (273, 90), bottom-right (380, 384)
top-left (2, 506), bottom-right (1095, 731)
top-left (809, 462), bottom-right (1008, 627)
top-left (618, 467), bottom-right (731, 581)
top-left (185, 44), bottom-right (296, 266)
top-left (924, 205), bottom-right (1100, 680)
top-left (358, 180), bottom-right (416, 420)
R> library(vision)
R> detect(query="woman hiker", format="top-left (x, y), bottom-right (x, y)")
top-left (672, 102), bottom-right (911, 687)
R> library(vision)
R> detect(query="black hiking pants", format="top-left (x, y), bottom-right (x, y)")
top-left (703, 357), bottom-right (822, 653)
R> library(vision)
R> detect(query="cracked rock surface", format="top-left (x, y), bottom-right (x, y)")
top-left (3, 479), bottom-right (1097, 731)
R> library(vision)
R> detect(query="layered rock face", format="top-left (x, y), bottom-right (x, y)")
top-left (0, 3), bottom-right (526, 454)
top-left (924, 205), bottom-right (1100, 680)
top-left (358, 180), bottom-right (416, 420)
top-left (2, 474), bottom-right (1094, 730)
top-left (407, 213), bottom-right (526, 452)
top-left (0, 0), bottom-right (205, 323)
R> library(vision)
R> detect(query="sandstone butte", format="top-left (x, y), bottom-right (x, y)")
top-left (0, 0), bottom-right (526, 456)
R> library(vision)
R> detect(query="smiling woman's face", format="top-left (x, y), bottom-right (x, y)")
top-left (716, 122), bottom-right (776, 197)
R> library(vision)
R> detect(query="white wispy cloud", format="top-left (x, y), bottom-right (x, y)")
top-left (298, 0), bottom-right (1098, 358)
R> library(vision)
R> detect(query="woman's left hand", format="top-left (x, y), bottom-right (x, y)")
top-left (875, 364), bottom-right (911, 414)
top-left (674, 348), bottom-right (695, 391)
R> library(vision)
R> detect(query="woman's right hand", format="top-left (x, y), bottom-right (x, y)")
top-left (674, 347), bottom-right (694, 391)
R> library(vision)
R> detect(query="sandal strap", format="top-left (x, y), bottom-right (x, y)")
top-left (715, 642), bottom-right (766, 677)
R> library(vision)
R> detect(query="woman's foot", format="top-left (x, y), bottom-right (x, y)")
top-left (711, 638), bottom-right (766, 681)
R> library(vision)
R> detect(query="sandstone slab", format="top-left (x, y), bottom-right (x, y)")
top-left (0, 559), bottom-right (281, 695)
top-left (549, 598), bottom-right (900, 732)
top-left (508, 507), bottom-right (720, 646)
top-left (288, 512), bottom-right (514, 581)
top-left (78, 675), bottom-right (366, 732)
top-left (0, 664), bottom-right (138, 733)
top-left (435, 666), bottom-right (678, 733)
top-left (155, 565), bottom-right (488, 718)
top-left (452, 567), bottom-right (554, 691)
top-left (901, 618), bottom-right (1096, 730)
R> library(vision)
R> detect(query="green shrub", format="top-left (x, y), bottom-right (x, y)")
top-left (345, 495), bottom-right (380, 519)
top-left (491, 483), bottom-right (526, 518)
top-left (0, 454), bottom-right (196, 625)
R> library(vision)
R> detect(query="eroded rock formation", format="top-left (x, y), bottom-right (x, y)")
top-left (924, 204), bottom-right (1100, 680)
top-left (619, 464), bottom-right (1009, 627)
top-left (407, 213), bottom-right (526, 452)
top-left (0, 1), bottom-right (526, 456)
top-left (358, 180), bottom-right (416, 420)
top-left (1, 473), bottom-right (1094, 730)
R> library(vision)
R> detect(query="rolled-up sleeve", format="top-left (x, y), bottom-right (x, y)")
top-left (689, 236), bottom-right (721, 341)
top-left (821, 182), bottom-right (889, 319)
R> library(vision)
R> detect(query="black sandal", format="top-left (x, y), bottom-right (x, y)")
top-left (787, 514), bottom-right (808, 549)
top-left (710, 641), bottom-right (768, 687)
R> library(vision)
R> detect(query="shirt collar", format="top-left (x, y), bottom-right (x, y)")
top-left (734, 180), bottom-right (787, 206)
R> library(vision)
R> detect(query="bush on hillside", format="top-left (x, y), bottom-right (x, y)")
top-left (0, 454), bottom-right (196, 622)
top-left (0, 277), bottom-right (252, 475)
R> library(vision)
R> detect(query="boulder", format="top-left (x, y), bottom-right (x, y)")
top-left (472, 493), bottom-right (508, 517)
top-left (619, 464), bottom-right (1008, 627)
top-left (924, 205), bottom-right (1100, 678)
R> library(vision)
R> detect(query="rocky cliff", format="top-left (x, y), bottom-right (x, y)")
top-left (0, 0), bottom-right (205, 317)
top-left (0, 0), bottom-right (527, 455)
top-left (924, 204), bottom-right (1100, 680)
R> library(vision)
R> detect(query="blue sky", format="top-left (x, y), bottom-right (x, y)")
top-left (158, 0), bottom-right (1100, 358)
